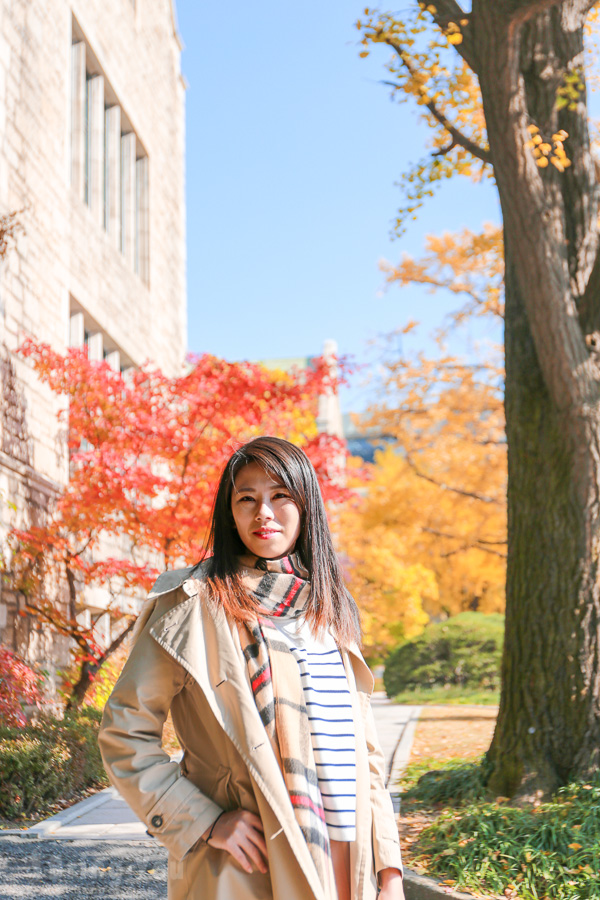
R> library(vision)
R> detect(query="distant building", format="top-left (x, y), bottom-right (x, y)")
top-left (259, 339), bottom-right (345, 439)
top-left (0, 0), bottom-right (186, 689)
top-left (342, 413), bottom-right (395, 463)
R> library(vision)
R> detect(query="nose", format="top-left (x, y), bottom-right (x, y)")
top-left (255, 500), bottom-right (274, 521)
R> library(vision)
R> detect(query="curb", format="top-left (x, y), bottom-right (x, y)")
top-left (404, 867), bottom-right (489, 900)
top-left (387, 705), bottom-right (422, 812)
top-left (27, 787), bottom-right (114, 837)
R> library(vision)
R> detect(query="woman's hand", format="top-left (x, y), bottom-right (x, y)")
top-left (202, 809), bottom-right (268, 875)
top-left (378, 867), bottom-right (405, 899)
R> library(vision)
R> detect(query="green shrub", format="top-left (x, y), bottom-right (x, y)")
top-left (0, 708), bottom-right (108, 819)
top-left (405, 762), bottom-right (600, 900)
top-left (383, 611), bottom-right (504, 698)
top-left (400, 756), bottom-right (489, 807)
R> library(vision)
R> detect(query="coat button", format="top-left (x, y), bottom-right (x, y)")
top-left (151, 815), bottom-right (163, 828)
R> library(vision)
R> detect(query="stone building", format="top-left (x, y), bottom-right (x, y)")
top-left (0, 0), bottom-right (187, 691)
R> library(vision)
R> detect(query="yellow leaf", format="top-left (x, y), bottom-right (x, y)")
top-left (448, 32), bottom-right (463, 44)
top-left (536, 156), bottom-right (549, 168)
top-left (359, 51), bottom-right (370, 58)
top-left (441, 848), bottom-right (456, 856)
top-left (568, 843), bottom-right (582, 850)
top-left (426, 4), bottom-right (437, 12)
top-left (532, 134), bottom-right (542, 145)
top-left (550, 157), bottom-right (564, 172)
top-left (147, 868), bottom-right (155, 874)
top-left (539, 142), bottom-right (552, 154)
top-left (401, 319), bottom-right (420, 334)
top-left (527, 124), bottom-right (540, 134)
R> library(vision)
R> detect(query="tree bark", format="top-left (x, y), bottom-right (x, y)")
top-left (487, 241), bottom-right (600, 799)
top-left (467, 0), bottom-right (600, 799)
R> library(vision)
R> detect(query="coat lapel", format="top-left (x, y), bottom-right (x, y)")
top-left (149, 578), bottom-right (326, 900)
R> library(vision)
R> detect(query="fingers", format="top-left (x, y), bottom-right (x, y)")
top-left (243, 811), bottom-right (264, 832)
top-left (238, 832), bottom-right (268, 874)
top-left (208, 809), bottom-right (269, 874)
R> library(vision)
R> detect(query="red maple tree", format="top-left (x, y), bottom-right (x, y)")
top-left (9, 340), bottom-right (349, 709)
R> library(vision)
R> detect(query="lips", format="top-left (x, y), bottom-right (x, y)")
top-left (253, 529), bottom-right (281, 539)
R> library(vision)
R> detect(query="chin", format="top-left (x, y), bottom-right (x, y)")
top-left (249, 541), bottom-right (292, 559)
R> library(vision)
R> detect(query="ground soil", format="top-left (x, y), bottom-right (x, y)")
top-left (409, 704), bottom-right (498, 763)
top-left (397, 704), bottom-right (500, 898)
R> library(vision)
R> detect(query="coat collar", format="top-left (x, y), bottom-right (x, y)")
top-left (148, 564), bottom-right (374, 696)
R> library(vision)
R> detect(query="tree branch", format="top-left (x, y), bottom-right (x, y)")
top-left (386, 44), bottom-right (492, 164)
top-left (405, 453), bottom-right (503, 505)
top-left (423, 526), bottom-right (507, 545)
top-left (440, 542), bottom-right (507, 559)
top-left (426, 0), bottom-right (478, 71)
top-left (432, 139), bottom-right (457, 157)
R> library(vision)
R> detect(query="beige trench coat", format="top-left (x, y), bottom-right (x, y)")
top-left (98, 567), bottom-right (403, 900)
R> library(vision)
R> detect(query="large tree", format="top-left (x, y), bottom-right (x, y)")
top-left (360, 0), bottom-right (600, 800)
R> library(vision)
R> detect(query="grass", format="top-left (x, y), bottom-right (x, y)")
top-left (399, 757), bottom-right (600, 899)
top-left (392, 686), bottom-right (500, 705)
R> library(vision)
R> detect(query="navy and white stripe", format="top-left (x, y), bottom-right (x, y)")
top-left (270, 617), bottom-right (357, 841)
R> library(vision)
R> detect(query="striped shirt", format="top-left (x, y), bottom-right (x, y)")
top-left (269, 615), bottom-right (357, 842)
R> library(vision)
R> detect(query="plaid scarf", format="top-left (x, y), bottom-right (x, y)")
top-left (237, 553), bottom-right (337, 898)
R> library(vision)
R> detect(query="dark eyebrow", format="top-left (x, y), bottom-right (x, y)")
top-left (234, 482), bottom-right (287, 492)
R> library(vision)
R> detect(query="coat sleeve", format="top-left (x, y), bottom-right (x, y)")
top-left (365, 700), bottom-right (404, 879)
top-left (98, 592), bottom-right (223, 861)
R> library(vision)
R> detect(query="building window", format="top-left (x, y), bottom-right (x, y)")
top-left (70, 19), bottom-right (149, 285)
top-left (69, 301), bottom-right (135, 376)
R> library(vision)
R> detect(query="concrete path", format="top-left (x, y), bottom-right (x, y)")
top-left (5, 695), bottom-right (420, 841)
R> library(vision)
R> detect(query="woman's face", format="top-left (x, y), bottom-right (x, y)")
top-left (231, 461), bottom-right (301, 559)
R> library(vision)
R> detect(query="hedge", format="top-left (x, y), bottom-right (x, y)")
top-left (383, 611), bottom-right (504, 699)
top-left (0, 706), bottom-right (108, 819)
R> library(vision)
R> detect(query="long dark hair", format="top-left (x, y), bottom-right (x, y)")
top-left (202, 436), bottom-right (361, 647)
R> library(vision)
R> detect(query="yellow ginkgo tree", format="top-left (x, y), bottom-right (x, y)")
top-left (358, 0), bottom-right (600, 800)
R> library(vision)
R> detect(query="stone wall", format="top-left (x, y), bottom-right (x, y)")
top-left (0, 0), bottom-right (187, 697)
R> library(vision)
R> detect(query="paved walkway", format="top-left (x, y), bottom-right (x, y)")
top-left (5, 694), bottom-right (420, 842)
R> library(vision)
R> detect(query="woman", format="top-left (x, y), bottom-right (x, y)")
top-left (99, 436), bottom-right (405, 900)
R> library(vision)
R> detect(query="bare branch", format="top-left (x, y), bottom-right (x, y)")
top-left (405, 453), bottom-right (503, 505)
top-left (423, 526), bottom-right (507, 545)
top-left (386, 44), bottom-right (492, 164)
top-left (440, 543), bottom-right (507, 559)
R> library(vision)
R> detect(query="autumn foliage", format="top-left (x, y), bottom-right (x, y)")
top-left (0, 647), bottom-right (43, 727)
top-left (9, 339), bottom-right (350, 708)
top-left (335, 225), bottom-right (506, 649)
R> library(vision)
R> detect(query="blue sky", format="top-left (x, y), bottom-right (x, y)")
top-left (176, 1), bottom-right (502, 411)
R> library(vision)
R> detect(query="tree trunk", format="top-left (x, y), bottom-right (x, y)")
top-left (486, 241), bottom-right (600, 800)
top-left (468, 1), bottom-right (600, 799)
top-left (64, 618), bottom-right (136, 712)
